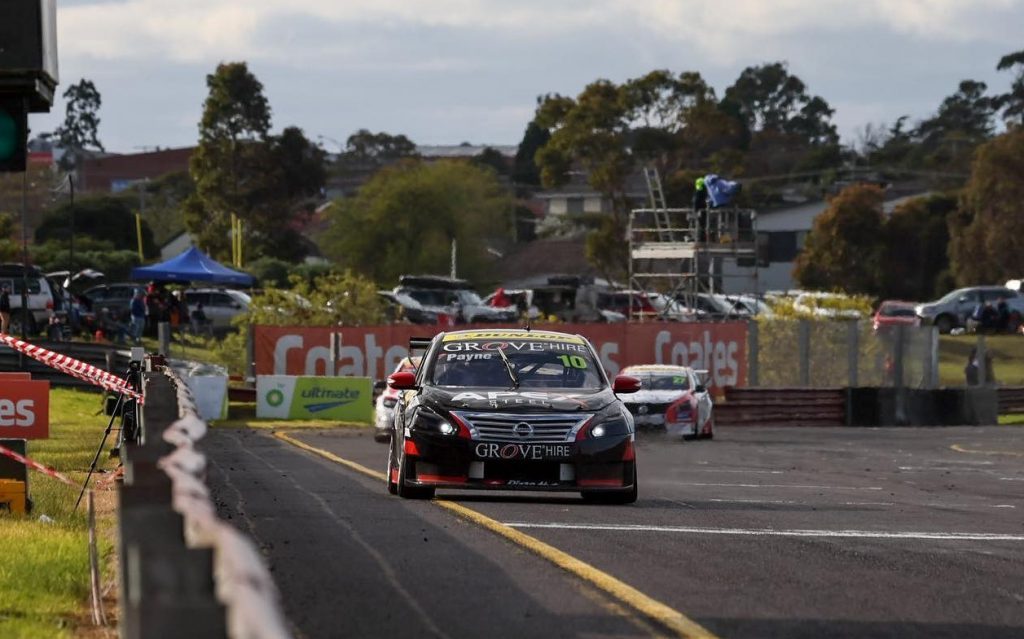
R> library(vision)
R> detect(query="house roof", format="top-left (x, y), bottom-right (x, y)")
top-left (492, 236), bottom-right (598, 287)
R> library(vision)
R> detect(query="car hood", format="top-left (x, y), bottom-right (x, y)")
top-left (620, 390), bottom-right (688, 404)
top-left (420, 386), bottom-right (617, 413)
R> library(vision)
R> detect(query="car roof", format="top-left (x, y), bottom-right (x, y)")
top-left (439, 328), bottom-right (586, 344)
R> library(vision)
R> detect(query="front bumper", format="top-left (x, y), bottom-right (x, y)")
top-left (402, 431), bottom-right (636, 491)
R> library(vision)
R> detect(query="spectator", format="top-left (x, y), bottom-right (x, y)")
top-left (965, 346), bottom-right (997, 386)
top-left (0, 284), bottom-right (10, 334)
top-left (97, 308), bottom-right (129, 345)
top-left (997, 297), bottom-right (1010, 332)
top-left (130, 291), bottom-right (147, 344)
top-left (980, 302), bottom-right (999, 333)
top-left (190, 302), bottom-right (211, 336)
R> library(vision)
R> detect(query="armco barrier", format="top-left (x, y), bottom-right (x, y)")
top-left (719, 386), bottom-right (999, 427)
top-left (716, 387), bottom-right (846, 427)
top-left (997, 386), bottom-right (1024, 414)
top-left (119, 364), bottom-right (291, 639)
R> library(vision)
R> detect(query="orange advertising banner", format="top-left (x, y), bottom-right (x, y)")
top-left (0, 380), bottom-right (50, 440)
top-left (254, 323), bottom-right (747, 393)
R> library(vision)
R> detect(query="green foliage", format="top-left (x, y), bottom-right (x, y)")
top-left (879, 193), bottom-right (956, 300)
top-left (30, 238), bottom-right (141, 280)
top-left (242, 270), bottom-right (386, 327)
top-left (319, 159), bottom-right (512, 286)
top-left (472, 147), bottom-right (509, 176)
top-left (793, 184), bottom-right (885, 295)
top-left (512, 119), bottom-right (550, 186)
top-left (185, 62), bottom-right (325, 263)
top-left (140, 170), bottom-right (194, 246)
top-left (53, 79), bottom-right (104, 172)
top-left (913, 80), bottom-right (997, 173)
top-left (997, 49), bottom-right (1024, 126)
top-left (34, 195), bottom-right (157, 257)
top-left (949, 128), bottom-right (1024, 285)
top-left (584, 215), bottom-right (628, 281)
top-left (339, 129), bottom-right (418, 166)
top-left (247, 256), bottom-right (292, 288)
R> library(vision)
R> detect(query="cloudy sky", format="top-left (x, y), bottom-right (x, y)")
top-left (32, 0), bottom-right (1024, 153)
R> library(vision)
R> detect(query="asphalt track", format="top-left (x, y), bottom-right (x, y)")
top-left (202, 426), bottom-right (1024, 639)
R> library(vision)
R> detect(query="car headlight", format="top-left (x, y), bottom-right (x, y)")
top-left (410, 408), bottom-right (466, 437)
top-left (576, 410), bottom-right (633, 441)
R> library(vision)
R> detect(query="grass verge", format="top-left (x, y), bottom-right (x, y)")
top-left (0, 388), bottom-right (118, 639)
top-left (939, 334), bottom-right (1024, 386)
top-left (212, 401), bottom-right (369, 431)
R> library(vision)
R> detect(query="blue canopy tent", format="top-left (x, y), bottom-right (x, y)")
top-left (130, 246), bottom-right (254, 286)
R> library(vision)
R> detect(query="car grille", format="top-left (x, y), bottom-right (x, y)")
top-left (625, 403), bottom-right (672, 416)
top-left (452, 412), bottom-right (590, 443)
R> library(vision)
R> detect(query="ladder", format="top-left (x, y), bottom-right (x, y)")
top-left (642, 167), bottom-right (674, 242)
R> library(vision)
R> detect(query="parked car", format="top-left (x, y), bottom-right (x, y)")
top-left (483, 279), bottom-right (625, 323)
top-left (81, 283), bottom-right (140, 318)
top-left (0, 263), bottom-right (56, 335)
top-left (184, 288), bottom-right (251, 329)
top-left (916, 286), bottom-right (1024, 334)
top-left (393, 275), bottom-right (517, 323)
top-left (378, 291), bottom-right (438, 325)
top-left (618, 364), bottom-right (714, 439)
top-left (723, 294), bottom-right (773, 317)
top-left (686, 293), bottom-right (749, 320)
top-left (374, 356), bottom-right (421, 442)
top-left (598, 290), bottom-right (701, 321)
top-left (873, 300), bottom-right (920, 332)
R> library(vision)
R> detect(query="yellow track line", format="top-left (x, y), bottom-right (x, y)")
top-left (951, 443), bottom-right (1024, 457)
top-left (274, 431), bottom-right (718, 639)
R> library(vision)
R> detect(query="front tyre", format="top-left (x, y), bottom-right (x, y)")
top-left (396, 444), bottom-right (435, 500)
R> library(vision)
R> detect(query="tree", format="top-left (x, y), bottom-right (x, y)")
top-left (243, 271), bottom-right (385, 327)
top-left (996, 49), bottom-right (1024, 126)
top-left (35, 195), bottom-right (157, 257)
top-left (53, 79), bottom-right (104, 172)
top-left (185, 62), bottom-right (325, 262)
top-left (471, 147), bottom-right (509, 176)
top-left (511, 119), bottom-right (550, 187)
top-left (879, 193), bottom-right (956, 300)
top-left (913, 80), bottom-right (996, 172)
top-left (319, 160), bottom-right (512, 285)
top-left (793, 184), bottom-right (885, 295)
top-left (340, 129), bottom-right (418, 166)
top-left (139, 170), bottom-right (194, 246)
top-left (949, 128), bottom-right (1024, 285)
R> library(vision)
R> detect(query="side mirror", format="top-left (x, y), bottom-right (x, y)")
top-left (612, 375), bottom-right (641, 394)
top-left (388, 371), bottom-right (417, 390)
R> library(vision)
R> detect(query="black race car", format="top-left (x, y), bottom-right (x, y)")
top-left (385, 329), bottom-right (640, 504)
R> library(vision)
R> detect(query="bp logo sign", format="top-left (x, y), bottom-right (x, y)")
top-left (256, 375), bottom-right (372, 423)
top-left (266, 387), bottom-right (286, 407)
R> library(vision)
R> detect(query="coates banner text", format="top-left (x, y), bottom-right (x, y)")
top-left (254, 323), bottom-right (747, 392)
top-left (0, 379), bottom-right (50, 440)
top-left (256, 375), bottom-right (373, 423)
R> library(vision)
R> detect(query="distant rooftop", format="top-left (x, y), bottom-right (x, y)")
top-left (416, 144), bottom-right (517, 158)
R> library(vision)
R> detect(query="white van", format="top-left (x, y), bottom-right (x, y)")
top-left (0, 264), bottom-right (56, 335)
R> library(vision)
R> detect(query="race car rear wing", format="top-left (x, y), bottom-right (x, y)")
top-left (409, 337), bottom-right (433, 353)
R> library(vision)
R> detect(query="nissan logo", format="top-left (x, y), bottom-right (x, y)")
top-left (512, 422), bottom-right (534, 437)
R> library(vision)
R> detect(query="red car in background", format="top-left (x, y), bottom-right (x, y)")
top-left (873, 301), bottom-right (920, 332)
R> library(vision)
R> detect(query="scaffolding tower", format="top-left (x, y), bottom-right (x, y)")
top-left (628, 172), bottom-right (759, 319)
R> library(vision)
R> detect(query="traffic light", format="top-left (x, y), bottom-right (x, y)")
top-left (0, 98), bottom-right (28, 172)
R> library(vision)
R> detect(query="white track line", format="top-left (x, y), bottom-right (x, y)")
top-left (674, 482), bottom-right (884, 490)
top-left (504, 522), bottom-right (1024, 542)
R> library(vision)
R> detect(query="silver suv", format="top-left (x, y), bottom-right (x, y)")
top-left (916, 286), bottom-right (1024, 333)
top-left (184, 288), bottom-right (251, 329)
top-left (0, 264), bottom-right (56, 335)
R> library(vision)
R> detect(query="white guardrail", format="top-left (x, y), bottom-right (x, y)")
top-left (159, 368), bottom-right (293, 639)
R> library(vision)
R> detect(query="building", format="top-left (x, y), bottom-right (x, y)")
top-left (78, 147), bottom-right (194, 193)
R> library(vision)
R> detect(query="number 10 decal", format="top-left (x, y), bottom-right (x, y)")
top-left (557, 355), bottom-right (588, 369)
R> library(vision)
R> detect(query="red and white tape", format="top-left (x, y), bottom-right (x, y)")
top-left (0, 442), bottom-right (76, 487)
top-left (0, 333), bottom-right (144, 404)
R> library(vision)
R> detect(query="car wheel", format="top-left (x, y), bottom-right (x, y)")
top-left (396, 443), bottom-right (435, 500)
top-left (935, 314), bottom-right (954, 334)
top-left (581, 465), bottom-right (637, 505)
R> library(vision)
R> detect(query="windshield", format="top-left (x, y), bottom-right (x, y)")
top-left (430, 333), bottom-right (605, 390)
top-left (880, 304), bottom-right (916, 317)
top-left (938, 288), bottom-right (969, 304)
top-left (631, 373), bottom-right (691, 391)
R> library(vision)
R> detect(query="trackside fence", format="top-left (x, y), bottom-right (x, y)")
top-left (119, 363), bottom-right (291, 639)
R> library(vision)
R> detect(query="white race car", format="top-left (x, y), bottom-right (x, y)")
top-left (374, 356), bottom-right (421, 442)
top-left (619, 365), bottom-right (714, 439)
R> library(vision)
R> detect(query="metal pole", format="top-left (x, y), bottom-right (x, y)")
top-left (68, 175), bottom-right (75, 274)
top-left (450, 238), bottom-right (457, 279)
top-left (977, 333), bottom-right (987, 386)
top-left (748, 319), bottom-right (759, 387)
top-left (20, 166), bottom-right (29, 342)
top-left (928, 326), bottom-right (939, 388)
top-left (798, 319), bottom-right (810, 386)
top-left (847, 319), bottom-right (859, 387)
